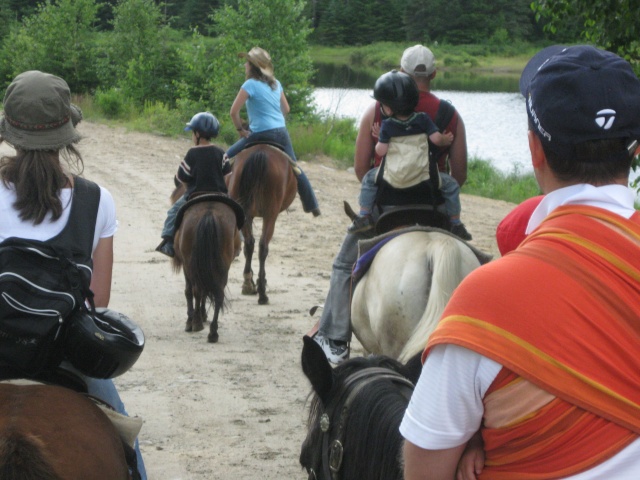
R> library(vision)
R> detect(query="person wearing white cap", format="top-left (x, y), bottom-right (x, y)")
top-left (401, 45), bottom-right (640, 480)
top-left (313, 45), bottom-right (470, 365)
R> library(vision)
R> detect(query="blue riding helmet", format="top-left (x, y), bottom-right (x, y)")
top-left (184, 112), bottom-right (220, 138)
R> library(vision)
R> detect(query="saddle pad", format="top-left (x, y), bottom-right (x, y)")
top-left (175, 193), bottom-right (245, 231)
top-left (351, 226), bottom-right (493, 288)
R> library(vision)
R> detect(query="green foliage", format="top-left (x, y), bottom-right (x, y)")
top-left (94, 0), bottom-right (183, 106)
top-left (0, 0), bottom-right (100, 92)
top-left (464, 158), bottom-right (541, 204)
top-left (93, 87), bottom-right (134, 118)
top-left (532, 0), bottom-right (640, 73)
top-left (208, 0), bottom-right (314, 119)
top-left (289, 116), bottom-right (357, 166)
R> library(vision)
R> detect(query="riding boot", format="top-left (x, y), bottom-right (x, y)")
top-left (155, 237), bottom-right (175, 258)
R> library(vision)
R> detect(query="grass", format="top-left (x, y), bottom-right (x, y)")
top-left (464, 158), bottom-right (540, 203)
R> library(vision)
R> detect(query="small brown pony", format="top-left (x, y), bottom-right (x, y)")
top-left (170, 188), bottom-right (243, 343)
top-left (227, 144), bottom-right (297, 305)
top-left (0, 383), bottom-right (131, 479)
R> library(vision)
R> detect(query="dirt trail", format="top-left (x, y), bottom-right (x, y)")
top-left (4, 121), bottom-right (517, 479)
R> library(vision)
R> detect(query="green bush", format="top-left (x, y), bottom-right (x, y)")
top-left (94, 88), bottom-right (134, 119)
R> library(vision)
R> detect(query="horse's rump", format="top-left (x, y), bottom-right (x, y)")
top-left (351, 229), bottom-right (486, 362)
top-left (0, 384), bottom-right (129, 479)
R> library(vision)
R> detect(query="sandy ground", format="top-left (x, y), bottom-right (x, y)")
top-left (34, 121), bottom-right (517, 479)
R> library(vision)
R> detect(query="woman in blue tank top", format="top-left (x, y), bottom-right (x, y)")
top-left (227, 47), bottom-right (320, 216)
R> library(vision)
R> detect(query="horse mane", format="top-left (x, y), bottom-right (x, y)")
top-left (398, 234), bottom-right (472, 363)
top-left (302, 355), bottom-right (414, 480)
top-left (0, 430), bottom-right (62, 480)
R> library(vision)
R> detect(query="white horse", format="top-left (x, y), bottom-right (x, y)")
top-left (351, 229), bottom-right (489, 363)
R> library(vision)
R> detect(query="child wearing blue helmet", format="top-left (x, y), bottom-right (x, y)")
top-left (156, 112), bottom-right (230, 257)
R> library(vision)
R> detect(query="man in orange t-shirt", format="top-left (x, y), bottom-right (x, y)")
top-left (401, 45), bottom-right (640, 480)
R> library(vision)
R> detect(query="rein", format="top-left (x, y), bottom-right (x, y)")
top-left (312, 367), bottom-right (414, 480)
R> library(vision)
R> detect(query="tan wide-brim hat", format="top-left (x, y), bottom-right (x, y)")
top-left (0, 70), bottom-right (81, 151)
top-left (239, 47), bottom-right (274, 77)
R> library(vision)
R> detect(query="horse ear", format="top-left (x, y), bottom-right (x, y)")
top-left (403, 352), bottom-right (423, 385)
top-left (301, 335), bottom-right (334, 404)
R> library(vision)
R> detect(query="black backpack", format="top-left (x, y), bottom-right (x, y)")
top-left (0, 177), bottom-right (100, 376)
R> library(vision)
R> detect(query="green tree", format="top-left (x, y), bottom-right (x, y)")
top-left (533, 0), bottom-right (640, 71)
top-left (0, 0), bottom-right (100, 92)
top-left (96, 0), bottom-right (182, 104)
top-left (205, 0), bottom-right (314, 119)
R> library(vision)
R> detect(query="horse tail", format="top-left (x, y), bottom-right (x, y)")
top-left (190, 211), bottom-right (227, 310)
top-left (397, 235), bottom-right (471, 363)
top-left (0, 430), bottom-right (62, 480)
top-left (237, 150), bottom-right (269, 212)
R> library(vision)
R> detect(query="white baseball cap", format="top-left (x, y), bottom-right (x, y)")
top-left (401, 45), bottom-right (436, 77)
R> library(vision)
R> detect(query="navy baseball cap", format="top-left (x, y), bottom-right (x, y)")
top-left (520, 45), bottom-right (640, 156)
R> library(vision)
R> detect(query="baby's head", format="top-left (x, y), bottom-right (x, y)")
top-left (373, 70), bottom-right (419, 118)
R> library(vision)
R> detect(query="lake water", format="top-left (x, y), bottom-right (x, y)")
top-left (312, 87), bottom-right (531, 175)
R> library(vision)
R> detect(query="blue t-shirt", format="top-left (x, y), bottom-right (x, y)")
top-left (378, 112), bottom-right (439, 144)
top-left (242, 78), bottom-right (286, 133)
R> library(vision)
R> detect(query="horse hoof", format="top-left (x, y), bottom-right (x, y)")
top-left (258, 296), bottom-right (269, 305)
top-left (207, 333), bottom-right (219, 343)
top-left (185, 323), bottom-right (192, 332)
top-left (242, 286), bottom-right (257, 295)
top-left (192, 323), bottom-right (205, 332)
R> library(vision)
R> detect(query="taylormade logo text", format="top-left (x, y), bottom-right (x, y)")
top-left (528, 94), bottom-right (551, 141)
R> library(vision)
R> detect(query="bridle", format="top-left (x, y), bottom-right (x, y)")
top-left (307, 367), bottom-right (415, 480)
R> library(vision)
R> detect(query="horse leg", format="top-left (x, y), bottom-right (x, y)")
top-left (257, 239), bottom-right (270, 305)
top-left (207, 303), bottom-right (220, 343)
top-left (256, 218), bottom-right (276, 305)
top-left (242, 223), bottom-right (257, 295)
top-left (185, 277), bottom-right (195, 332)
top-left (191, 291), bottom-right (205, 332)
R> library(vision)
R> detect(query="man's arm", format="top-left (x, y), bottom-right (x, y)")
top-left (403, 440), bottom-right (466, 480)
top-left (354, 102), bottom-right (378, 181)
top-left (448, 115), bottom-right (468, 187)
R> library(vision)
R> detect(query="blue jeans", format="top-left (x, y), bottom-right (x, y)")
top-left (439, 172), bottom-right (461, 218)
top-left (63, 363), bottom-right (147, 479)
top-left (226, 127), bottom-right (319, 212)
top-left (358, 167), bottom-right (379, 213)
top-left (360, 169), bottom-right (461, 218)
top-left (161, 194), bottom-right (187, 240)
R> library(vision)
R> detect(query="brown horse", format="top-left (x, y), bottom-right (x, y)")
top-left (0, 383), bottom-right (131, 479)
top-left (227, 144), bottom-right (297, 305)
top-left (171, 187), bottom-right (243, 343)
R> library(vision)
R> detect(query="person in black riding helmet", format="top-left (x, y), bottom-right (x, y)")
top-left (156, 112), bottom-right (230, 257)
top-left (348, 70), bottom-right (454, 234)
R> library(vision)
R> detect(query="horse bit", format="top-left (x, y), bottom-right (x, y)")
top-left (308, 367), bottom-right (414, 480)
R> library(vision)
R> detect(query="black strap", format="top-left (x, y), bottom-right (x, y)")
top-left (48, 176), bottom-right (101, 261)
top-left (433, 99), bottom-right (456, 131)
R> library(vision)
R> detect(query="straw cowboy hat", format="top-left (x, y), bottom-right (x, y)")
top-left (239, 47), bottom-right (274, 77)
top-left (0, 70), bottom-right (82, 151)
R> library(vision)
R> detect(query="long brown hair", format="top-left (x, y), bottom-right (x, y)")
top-left (246, 63), bottom-right (277, 90)
top-left (0, 143), bottom-right (84, 224)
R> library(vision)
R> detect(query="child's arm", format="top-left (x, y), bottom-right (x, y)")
top-left (455, 431), bottom-right (485, 480)
top-left (430, 130), bottom-right (454, 147)
top-left (375, 141), bottom-right (388, 157)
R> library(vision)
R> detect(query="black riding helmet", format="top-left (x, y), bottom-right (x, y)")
top-left (373, 70), bottom-right (419, 117)
top-left (184, 111), bottom-right (220, 139)
top-left (64, 308), bottom-right (145, 379)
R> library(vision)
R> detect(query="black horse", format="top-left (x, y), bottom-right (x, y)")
top-left (300, 335), bottom-right (422, 480)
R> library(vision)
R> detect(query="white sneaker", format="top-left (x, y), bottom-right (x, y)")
top-left (314, 333), bottom-right (349, 365)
